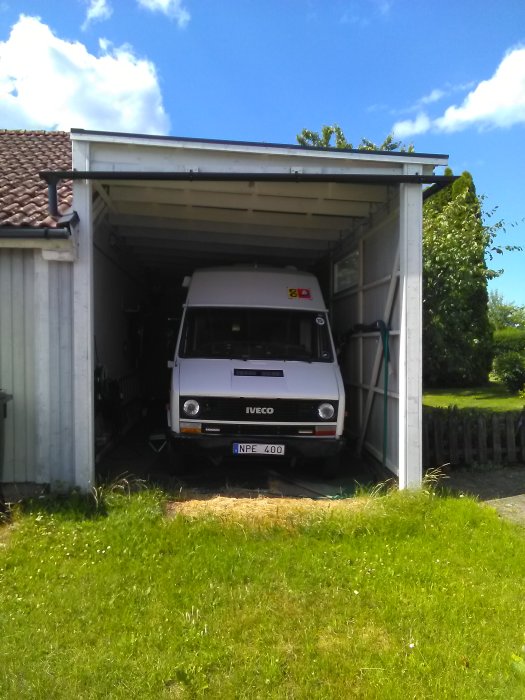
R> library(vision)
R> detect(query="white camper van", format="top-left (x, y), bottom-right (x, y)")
top-left (168, 266), bottom-right (345, 468)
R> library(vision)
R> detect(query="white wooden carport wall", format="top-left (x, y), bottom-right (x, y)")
top-left (332, 194), bottom-right (422, 486)
top-left (1, 132), bottom-right (447, 489)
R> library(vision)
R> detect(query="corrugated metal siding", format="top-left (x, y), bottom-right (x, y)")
top-left (0, 249), bottom-right (36, 481)
top-left (0, 250), bottom-right (75, 485)
top-left (47, 261), bottom-right (74, 484)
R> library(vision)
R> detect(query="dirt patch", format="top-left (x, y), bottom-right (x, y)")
top-left (168, 494), bottom-right (372, 525)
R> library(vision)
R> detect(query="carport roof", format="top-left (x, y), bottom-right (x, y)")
top-left (69, 127), bottom-right (450, 161)
top-left (38, 129), bottom-right (452, 274)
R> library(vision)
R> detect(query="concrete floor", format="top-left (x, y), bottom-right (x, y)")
top-left (96, 423), bottom-right (380, 499)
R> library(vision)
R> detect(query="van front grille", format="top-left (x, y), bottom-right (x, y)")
top-left (180, 397), bottom-right (338, 422)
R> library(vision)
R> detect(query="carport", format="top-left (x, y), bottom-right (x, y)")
top-left (2, 129), bottom-right (451, 491)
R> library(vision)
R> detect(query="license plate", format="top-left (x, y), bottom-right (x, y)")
top-left (233, 443), bottom-right (285, 456)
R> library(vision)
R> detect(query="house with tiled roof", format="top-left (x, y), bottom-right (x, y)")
top-left (0, 127), bottom-right (452, 492)
top-left (0, 130), bottom-right (79, 493)
top-left (0, 130), bottom-right (72, 228)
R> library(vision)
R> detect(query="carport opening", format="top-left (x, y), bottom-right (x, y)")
top-left (92, 257), bottom-right (364, 490)
top-left (88, 173), bottom-right (401, 490)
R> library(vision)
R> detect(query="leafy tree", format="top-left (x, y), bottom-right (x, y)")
top-left (422, 171), bottom-right (495, 386)
top-left (493, 327), bottom-right (525, 358)
top-left (297, 124), bottom-right (412, 151)
top-left (488, 290), bottom-right (525, 330)
top-left (493, 351), bottom-right (525, 393)
top-left (490, 292), bottom-right (525, 382)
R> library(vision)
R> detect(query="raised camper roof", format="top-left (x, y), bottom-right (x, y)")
top-left (185, 266), bottom-right (327, 311)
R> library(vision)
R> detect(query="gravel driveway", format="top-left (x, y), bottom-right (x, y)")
top-left (442, 465), bottom-right (525, 526)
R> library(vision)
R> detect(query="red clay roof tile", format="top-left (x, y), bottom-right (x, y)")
top-left (0, 130), bottom-right (72, 228)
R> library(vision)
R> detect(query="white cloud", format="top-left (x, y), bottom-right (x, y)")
top-left (137, 0), bottom-right (190, 27)
top-left (392, 46), bottom-right (525, 137)
top-left (0, 15), bottom-right (170, 134)
top-left (393, 112), bottom-right (431, 139)
top-left (436, 47), bottom-right (525, 131)
top-left (82, 0), bottom-right (112, 30)
top-left (419, 88), bottom-right (445, 105)
top-left (391, 114), bottom-right (428, 138)
top-left (392, 82), bottom-right (475, 118)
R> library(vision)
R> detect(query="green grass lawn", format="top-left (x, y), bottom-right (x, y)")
top-left (423, 382), bottom-right (524, 411)
top-left (1, 487), bottom-right (525, 699)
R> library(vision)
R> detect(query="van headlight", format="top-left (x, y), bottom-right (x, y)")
top-left (318, 402), bottom-right (335, 420)
top-left (183, 399), bottom-right (200, 417)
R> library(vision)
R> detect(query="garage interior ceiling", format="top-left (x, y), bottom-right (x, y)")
top-left (94, 178), bottom-right (392, 276)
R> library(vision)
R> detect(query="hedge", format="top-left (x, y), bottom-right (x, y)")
top-left (493, 327), bottom-right (525, 357)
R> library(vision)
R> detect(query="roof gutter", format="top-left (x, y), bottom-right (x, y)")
top-left (40, 170), bottom-right (458, 216)
top-left (0, 211), bottom-right (79, 238)
top-left (0, 227), bottom-right (70, 239)
top-left (422, 180), bottom-right (458, 201)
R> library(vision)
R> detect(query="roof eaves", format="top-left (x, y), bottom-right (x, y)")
top-left (70, 128), bottom-right (449, 164)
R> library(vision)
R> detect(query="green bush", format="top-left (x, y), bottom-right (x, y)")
top-left (493, 327), bottom-right (525, 357)
top-left (493, 351), bottom-right (525, 393)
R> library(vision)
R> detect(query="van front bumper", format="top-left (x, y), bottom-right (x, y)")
top-left (170, 432), bottom-right (344, 459)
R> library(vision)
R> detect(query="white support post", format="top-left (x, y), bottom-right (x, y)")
top-left (357, 237), bottom-right (364, 435)
top-left (71, 141), bottom-right (95, 490)
top-left (398, 179), bottom-right (423, 488)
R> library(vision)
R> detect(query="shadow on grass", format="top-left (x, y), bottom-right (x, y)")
top-left (8, 473), bottom-right (152, 522)
top-left (16, 490), bottom-right (109, 520)
top-left (424, 383), bottom-right (524, 412)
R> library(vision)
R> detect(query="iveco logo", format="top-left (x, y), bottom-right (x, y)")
top-left (246, 406), bottom-right (275, 415)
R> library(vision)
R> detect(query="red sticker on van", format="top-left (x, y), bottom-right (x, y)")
top-left (288, 288), bottom-right (311, 299)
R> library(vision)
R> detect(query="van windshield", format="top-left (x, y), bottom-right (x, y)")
top-left (179, 308), bottom-right (333, 362)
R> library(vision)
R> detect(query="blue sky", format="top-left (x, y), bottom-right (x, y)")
top-left (1, 0), bottom-right (524, 303)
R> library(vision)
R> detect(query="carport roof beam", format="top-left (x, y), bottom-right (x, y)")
top-left (40, 171), bottom-right (456, 185)
top-left (40, 171), bottom-right (457, 218)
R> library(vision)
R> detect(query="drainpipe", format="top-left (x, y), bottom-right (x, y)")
top-left (47, 179), bottom-right (59, 217)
